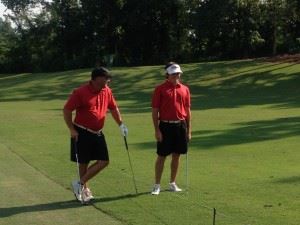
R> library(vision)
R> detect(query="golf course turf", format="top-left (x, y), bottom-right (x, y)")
top-left (0, 59), bottom-right (299, 225)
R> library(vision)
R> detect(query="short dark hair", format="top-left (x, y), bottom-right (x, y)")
top-left (165, 61), bottom-right (177, 70)
top-left (91, 67), bottom-right (112, 80)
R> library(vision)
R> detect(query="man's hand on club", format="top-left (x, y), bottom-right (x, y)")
top-left (119, 123), bottom-right (128, 137)
top-left (155, 129), bottom-right (163, 142)
top-left (70, 128), bottom-right (79, 141)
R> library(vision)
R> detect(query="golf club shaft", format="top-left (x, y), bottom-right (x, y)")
top-left (124, 136), bottom-right (138, 194)
top-left (186, 152), bottom-right (188, 192)
top-left (124, 135), bottom-right (128, 150)
top-left (74, 140), bottom-right (81, 182)
top-left (73, 139), bottom-right (85, 204)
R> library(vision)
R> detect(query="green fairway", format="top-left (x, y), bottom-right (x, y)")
top-left (0, 142), bottom-right (122, 225)
top-left (0, 59), bottom-right (299, 225)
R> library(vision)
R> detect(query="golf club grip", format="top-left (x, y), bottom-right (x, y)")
top-left (124, 136), bottom-right (128, 150)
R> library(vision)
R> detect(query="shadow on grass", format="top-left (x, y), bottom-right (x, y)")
top-left (0, 199), bottom-right (81, 217)
top-left (131, 141), bottom-right (156, 150)
top-left (0, 192), bottom-right (149, 218)
top-left (93, 191), bottom-right (149, 203)
top-left (132, 116), bottom-right (300, 150)
top-left (111, 61), bottom-right (300, 111)
top-left (191, 116), bottom-right (300, 149)
top-left (188, 63), bottom-right (300, 110)
top-left (272, 176), bottom-right (300, 184)
top-left (0, 60), bottom-right (299, 111)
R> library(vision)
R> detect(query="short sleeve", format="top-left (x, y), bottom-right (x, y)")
top-left (64, 89), bottom-right (81, 111)
top-left (185, 87), bottom-right (191, 108)
top-left (108, 90), bottom-right (117, 110)
top-left (151, 86), bottom-right (161, 108)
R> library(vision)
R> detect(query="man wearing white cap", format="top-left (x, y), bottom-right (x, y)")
top-left (151, 62), bottom-right (191, 195)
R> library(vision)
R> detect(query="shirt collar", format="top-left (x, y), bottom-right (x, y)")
top-left (88, 81), bottom-right (106, 93)
top-left (165, 80), bottom-right (181, 88)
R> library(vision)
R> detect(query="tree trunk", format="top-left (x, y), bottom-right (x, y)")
top-left (272, 23), bottom-right (277, 56)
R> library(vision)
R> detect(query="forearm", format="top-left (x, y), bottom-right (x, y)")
top-left (152, 108), bottom-right (160, 131)
top-left (63, 108), bottom-right (75, 130)
top-left (110, 108), bottom-right (123, 126)
top-left (186, 108), bottom-right (191, 133)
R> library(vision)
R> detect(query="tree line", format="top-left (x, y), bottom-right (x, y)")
top-left (1, 0), bottom-right (300, 73)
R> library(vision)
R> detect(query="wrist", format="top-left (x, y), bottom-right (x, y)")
top-left (69, 126), bottom-right (76, 132)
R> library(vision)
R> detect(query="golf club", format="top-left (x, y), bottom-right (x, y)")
top-left (185, 152), bottom-right (189, 193)
top-left (123, 136), bottom-right (138, 194)
top-left (73, 139), bottom-right (84, 204)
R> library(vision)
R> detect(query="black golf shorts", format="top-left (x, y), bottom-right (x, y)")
top-left (70, 125), bottom-right (109, 164)
top-left (157, 121), bottom-right (188, 156)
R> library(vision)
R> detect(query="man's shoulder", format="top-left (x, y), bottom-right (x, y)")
top-left (155, 81), bottom-right (168, 89)
top-left (179, 83), bottom-right (190, 90)
top-left (73, 83), bottom-right (89, 94)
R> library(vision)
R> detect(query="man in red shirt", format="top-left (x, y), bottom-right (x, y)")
top-left (63, 67), bottom-right (128, 203)
top-left (151, 62), bottom-right (191, 195)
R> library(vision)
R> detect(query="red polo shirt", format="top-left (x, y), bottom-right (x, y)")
top-left (64, 82), bottom-right (117, 131)
top-left (151, 80), bottom-right (191, 121)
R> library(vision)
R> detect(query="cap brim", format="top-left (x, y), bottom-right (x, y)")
top-left (168, 69), bottom-right (182, 74)
top-left (166, 64), bottom-right (183, 74)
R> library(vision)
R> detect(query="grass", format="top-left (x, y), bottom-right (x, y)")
top-left (0, 59), bottom-right (299, 225)
top-left (0, 142), bottom-right (122, 225)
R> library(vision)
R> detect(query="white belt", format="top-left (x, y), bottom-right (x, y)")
top-left (160, 120), bottom-right (183, 124)
top-left (74, 123), bottom-right (102, 135)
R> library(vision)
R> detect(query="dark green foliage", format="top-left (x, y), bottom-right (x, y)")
top-left (0, 0), bottom-right (300, 72)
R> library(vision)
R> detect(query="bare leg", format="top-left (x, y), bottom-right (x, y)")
top-left (80, 160), bottom-right (109, 184)
top-left (170, 153), bottom-right (180, 183)
top-left (79, 163), bottom-right (88, 188)
top-left (155, 155), bottom-right (166, 184)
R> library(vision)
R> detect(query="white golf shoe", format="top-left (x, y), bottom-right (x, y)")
top-left (72, 180), bottom-right (83, 202)
top-left (169, 182), bottom-right (182, 192)
top-left (151, 184), bottom-right (161, 195)
top-left (83, 187), bottom-right (94, 201)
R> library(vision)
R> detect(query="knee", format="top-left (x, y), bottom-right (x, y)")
top-left (156, 156), bottom-right (166, 164)
top-left (103, 160), bottom-right (109, 168)
top-left (96, 160), bottom-right (109, 170)
top-left (172, 153), bottom-right (180, 161)
top-left (101, 160), bottom-right (109, 168)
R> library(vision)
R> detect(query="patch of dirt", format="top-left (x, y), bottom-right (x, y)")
top-left (265, 54), bottom-right (300, 63)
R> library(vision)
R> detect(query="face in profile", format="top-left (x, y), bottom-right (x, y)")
top-left (92, 76), bottom-right (111, 90)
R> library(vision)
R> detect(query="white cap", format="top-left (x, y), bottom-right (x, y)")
top-left (166, 64), bottom-right (182, 75)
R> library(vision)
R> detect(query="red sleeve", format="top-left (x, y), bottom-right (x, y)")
top-left (64, 89), bottom-right (81, 111)
top-left (108, 89), bottom-right (117, 110)
top-left (151, 86), bottom-right (161, 108)
top-left (185, 87), bottom-right (191, 108)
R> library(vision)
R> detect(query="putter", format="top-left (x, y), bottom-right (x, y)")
top-left (185, 152), bottom-right (189, 193)
top-left (73, 139), bottom-right (84, 204)
top-left (123, 136), bottom-right (138, 194)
